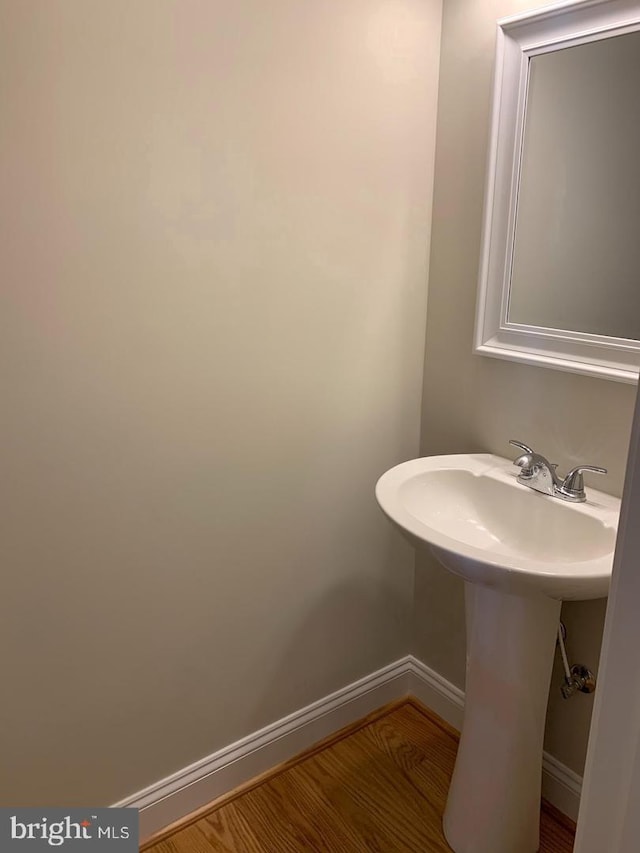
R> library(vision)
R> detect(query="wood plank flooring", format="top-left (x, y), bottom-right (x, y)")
top-left (144, 699), bottom-right (575, 852)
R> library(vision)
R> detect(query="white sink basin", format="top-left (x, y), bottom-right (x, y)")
top-left (375, 453), bottom-right (619, 600)
top-left (375, 452), bottom-right (621, 853)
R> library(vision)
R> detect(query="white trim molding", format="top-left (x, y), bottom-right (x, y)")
top-left (574, 386), bottom-right (640, 852)
top-left (115, 655), bottom-right (582, 841)
top-left (115, 658), bottom-right (411, 841)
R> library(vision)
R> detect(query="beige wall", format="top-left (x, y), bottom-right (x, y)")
top-left (0, 0), bottom-right (442, 804)
top-left (417, 0), bottom-right (637, 775)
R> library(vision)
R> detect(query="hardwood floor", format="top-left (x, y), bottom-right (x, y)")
top-left (144, 699), bottom-right (575, 852)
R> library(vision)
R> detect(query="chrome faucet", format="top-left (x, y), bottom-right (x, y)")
top-left (509, 440), bottom-right (606, 503)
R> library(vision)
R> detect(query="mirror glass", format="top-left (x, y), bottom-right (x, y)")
top-left (508, 31), bottom-right (640, 340)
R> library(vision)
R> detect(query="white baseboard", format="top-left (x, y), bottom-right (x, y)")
top-left (115, 655), bottom-right (582, 841)
top-left (408, 656), bottom-right (465, 730)
top-left (540, 751), bottom-right (583, 822)
top-left (115, 658), bottom-right (412, 841)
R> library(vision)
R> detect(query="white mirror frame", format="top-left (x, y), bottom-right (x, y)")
top-left (474, 0), bottom-right (640, 384)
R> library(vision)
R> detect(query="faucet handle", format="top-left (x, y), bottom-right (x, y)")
top-left (509, 439), bottom-right (534, 454)
top-left (509, 440), bottom-right (537, 478)
top-left (560, 465), bottom-right (607, 502)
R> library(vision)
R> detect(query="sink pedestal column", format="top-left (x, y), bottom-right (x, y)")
top-left (443, 582), bottom-right (562, 853)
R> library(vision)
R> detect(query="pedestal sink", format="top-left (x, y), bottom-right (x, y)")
top-left (375, 453), bottom-right (620, 853)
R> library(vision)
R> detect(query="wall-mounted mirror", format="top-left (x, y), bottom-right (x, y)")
top-left (474, 0), bottom-right (640, 383)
